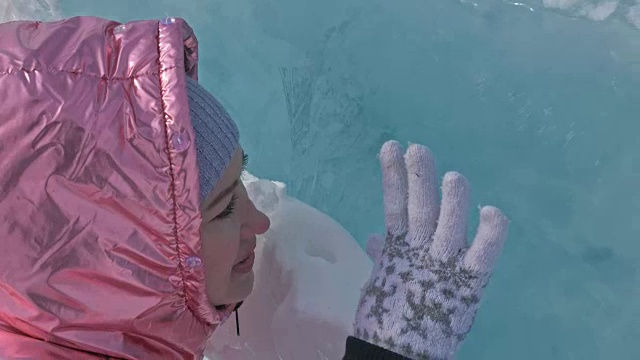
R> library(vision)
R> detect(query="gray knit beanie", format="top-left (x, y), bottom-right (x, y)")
top-left (185, 77), bottom-right (240, 202)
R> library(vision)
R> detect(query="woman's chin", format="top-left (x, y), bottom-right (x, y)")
top-left (233, 271), bottom-right (255, 301)
top-left (209, 272), bottom-right (255, 306)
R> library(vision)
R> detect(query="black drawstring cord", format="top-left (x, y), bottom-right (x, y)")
top-left (235, 308), bottom-right (240, 336)
top-left (233, 301), bottom-right (243, 336)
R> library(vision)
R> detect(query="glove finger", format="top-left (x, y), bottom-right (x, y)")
top-left (380, 140), bottom-right (409, 236)
top-left (430, 171), bottom-right (471, 260)
top-left (463, 206), bottom-right (509, 274)
top-left (405, 143), bottom-right (439, 247)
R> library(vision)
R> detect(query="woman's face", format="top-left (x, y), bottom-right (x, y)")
top-left (200, 147), bottom-right (270, 307)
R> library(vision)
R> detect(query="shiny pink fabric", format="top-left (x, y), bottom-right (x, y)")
top-left (0, 16), bottom-right (231, 359)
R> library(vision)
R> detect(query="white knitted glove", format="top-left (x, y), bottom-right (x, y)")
top-left (354, 141), bottom-right (509, 360)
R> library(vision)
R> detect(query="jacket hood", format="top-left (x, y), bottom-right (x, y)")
top-left (0, 16), bottom-right (232, 359)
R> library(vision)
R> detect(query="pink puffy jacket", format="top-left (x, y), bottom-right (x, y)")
top-left (0, 17), bottom-right (233, 359)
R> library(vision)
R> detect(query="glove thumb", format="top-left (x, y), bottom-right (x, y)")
top-left (366, 233), bottom-right (385, 273)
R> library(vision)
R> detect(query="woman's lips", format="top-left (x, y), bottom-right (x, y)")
top-left (232, 251), bottom-right (255, 273)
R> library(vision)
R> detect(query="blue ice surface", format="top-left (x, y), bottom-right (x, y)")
top-left (56, 0), bottom-right (640, 358)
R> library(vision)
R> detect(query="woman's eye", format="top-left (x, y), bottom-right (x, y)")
top-left (215, 194), bottom-right (238, 220)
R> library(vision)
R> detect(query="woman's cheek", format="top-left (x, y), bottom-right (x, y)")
top-left (201, 213), bottom-right (243, 268)
top-left (216, 221), bottom-right (242, 259)
top-left (202, 224), bottom-right (227, 264)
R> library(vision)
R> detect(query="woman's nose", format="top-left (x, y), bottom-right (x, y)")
top-left (246, 200), bottom-right (270, 235)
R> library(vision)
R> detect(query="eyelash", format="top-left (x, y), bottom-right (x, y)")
top-left (211, 153), bottom-right (248, 221)
top-left (215, 194), bottom-right (238, 220)
top-left (216, 194), bottom-right (238, 220)
top-left (242, 153), bottom-right (249, 167)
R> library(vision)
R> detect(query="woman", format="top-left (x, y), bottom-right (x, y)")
top-left (0, 16), bottom-right (508, 359)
